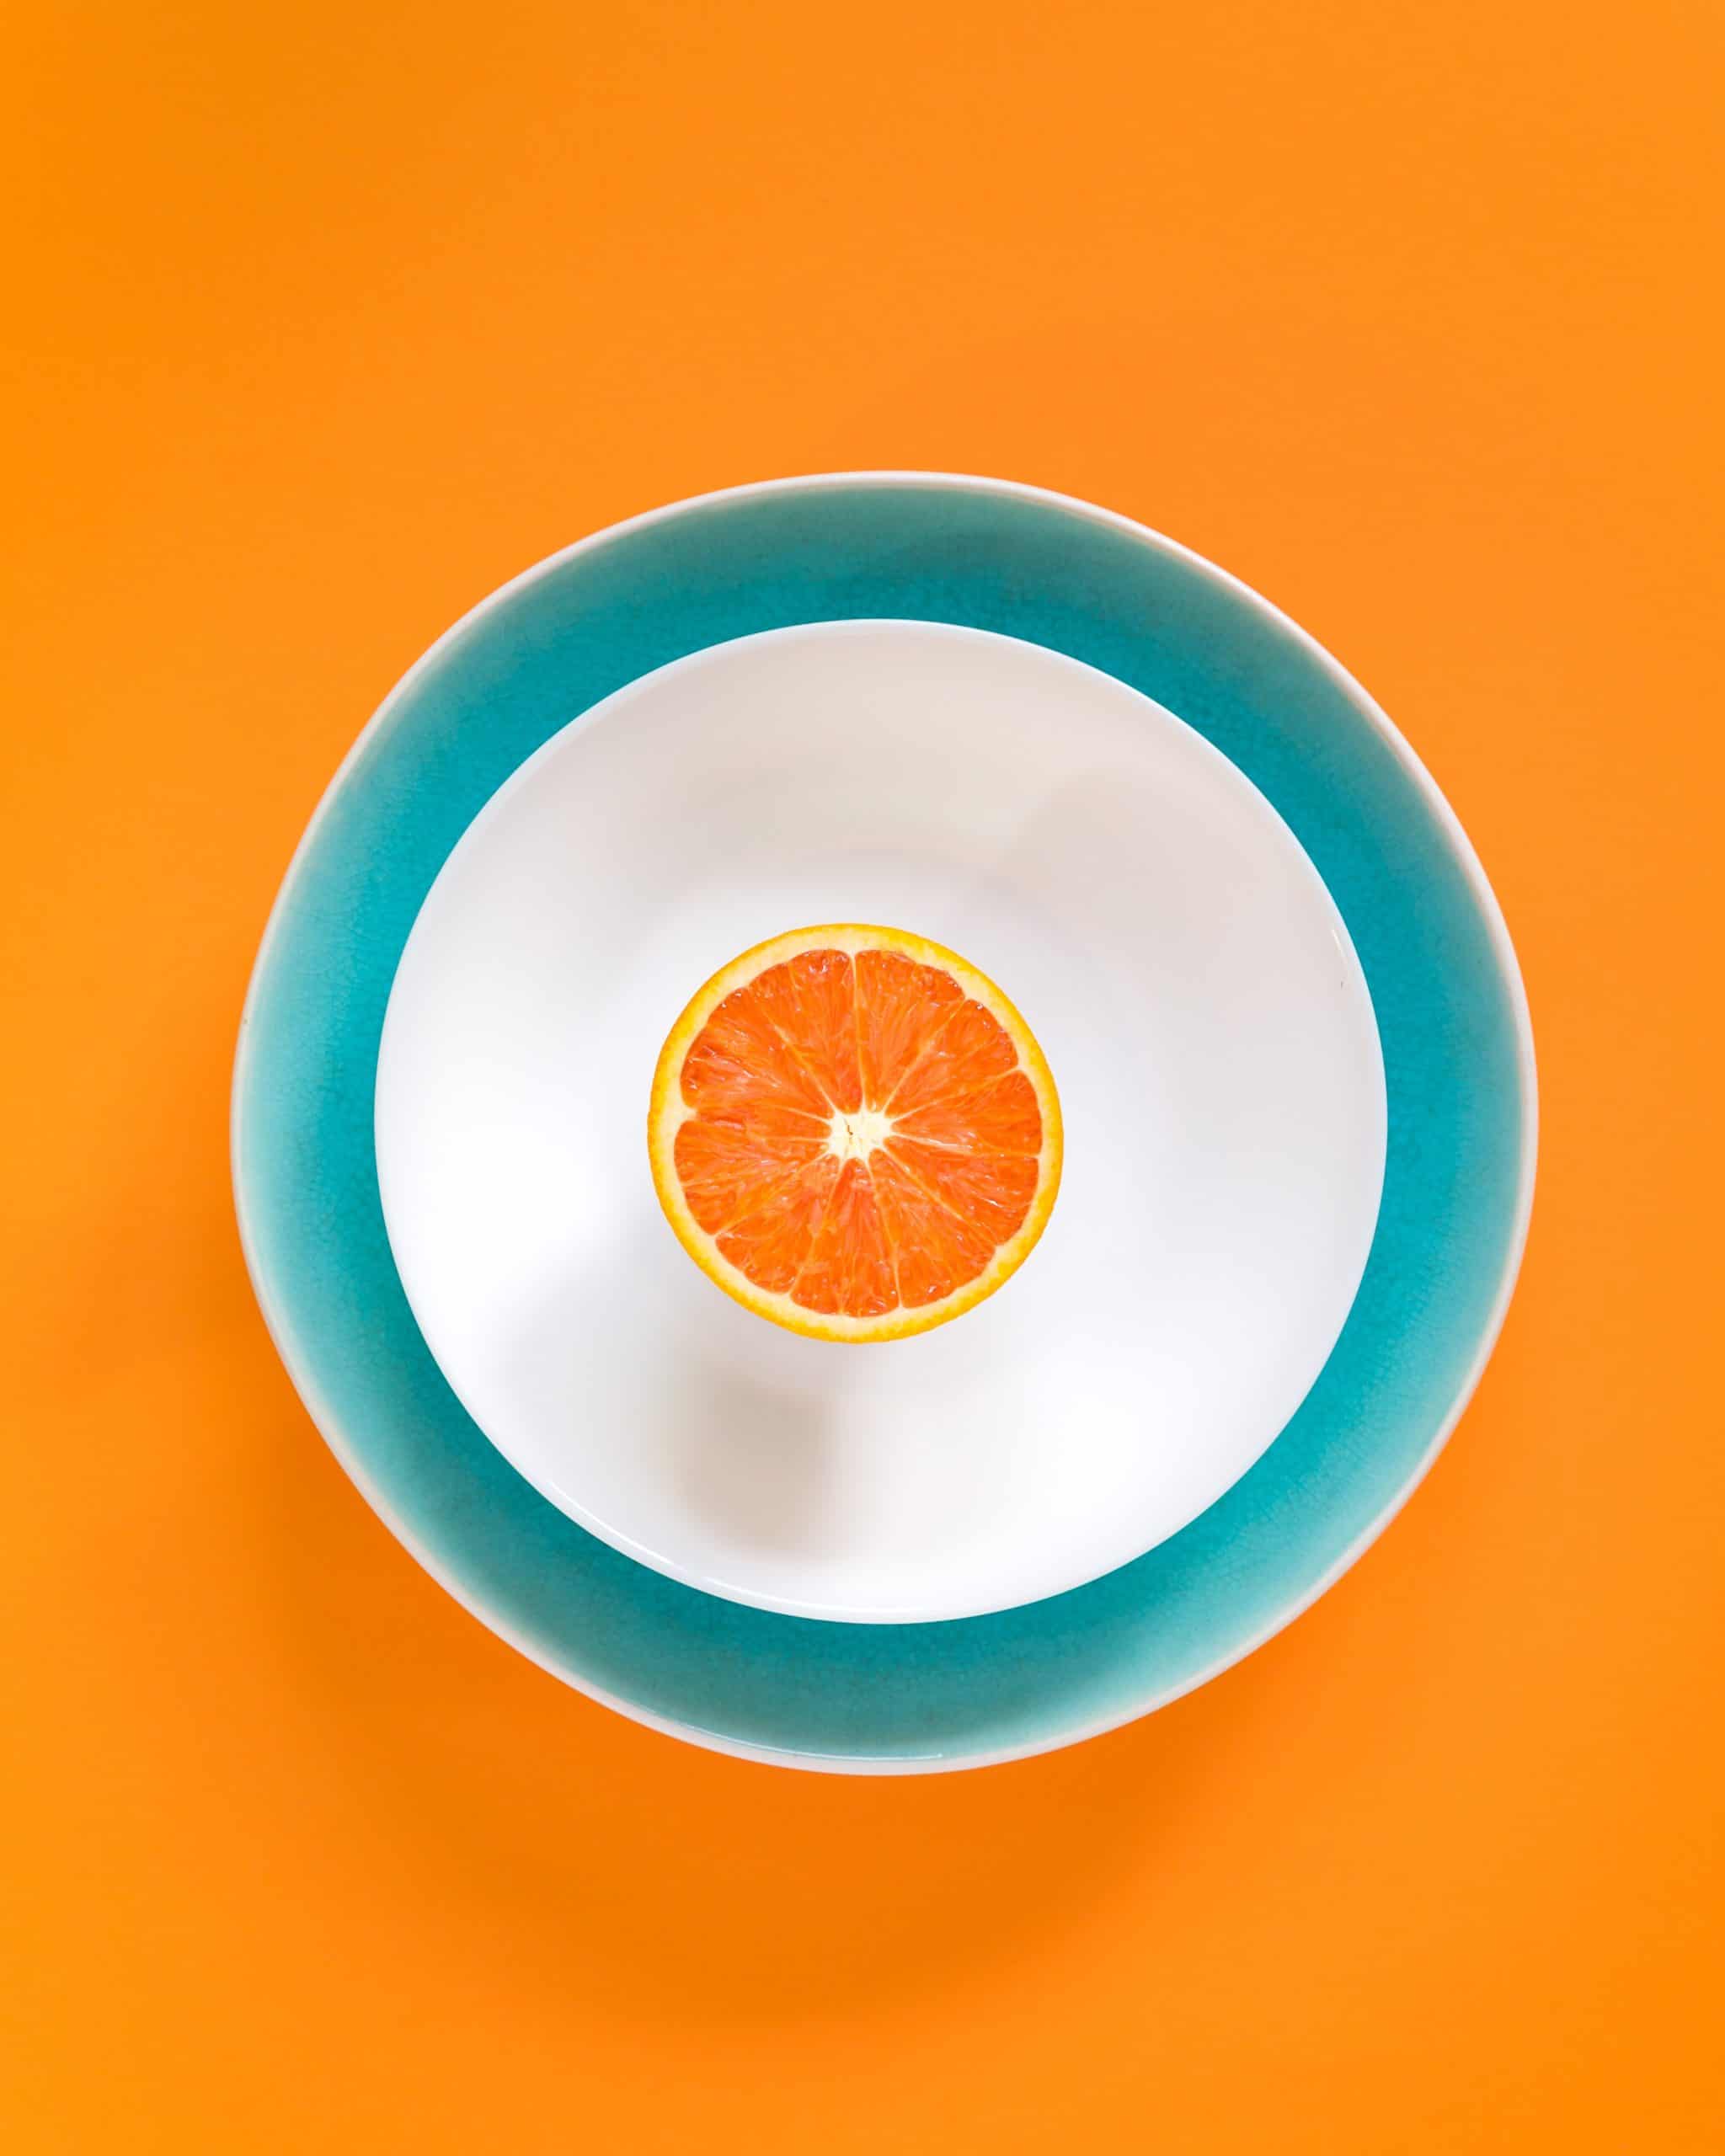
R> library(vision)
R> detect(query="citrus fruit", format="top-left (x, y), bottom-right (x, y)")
top-left (647, 925), bottom-right (1062, 1342)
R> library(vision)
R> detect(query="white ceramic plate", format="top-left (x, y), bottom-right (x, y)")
top-left (374, 619), bottom-right (1386, 1623)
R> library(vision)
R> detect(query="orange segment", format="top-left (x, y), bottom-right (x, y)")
top-left (867, 1143), bottom-right (997, 1310)
top-left (795, 1158), bottom-right (897, 1318)
top-left (882, 1137), bottom-right (1039, 1242)
top-left (713, 1152), bottom-right (840, 1294)
top-left (672, 1119), bottom-right (825, 1233)
top-left (681, 985), bottom-right (833, 1124)
top-left (648, 926), bottom-right (1062, 1342)
top-left (856, 947), bottom-right (964, 1102)
top-left (745, 950), bottom-right (863, 1112)
top-left (892, 1067), bottom-right (1044, 1154)
top-left (888, 996), bottom-right (1017, 1112)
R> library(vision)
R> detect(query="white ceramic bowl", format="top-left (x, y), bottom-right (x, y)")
top-left (375, 619), bottom-right (1386, 1623)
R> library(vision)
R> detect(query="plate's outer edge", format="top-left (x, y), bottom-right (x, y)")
top-left (232, 472), bottom-right (1536, 1774)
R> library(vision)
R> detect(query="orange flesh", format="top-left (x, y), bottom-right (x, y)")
top-left (671, 947), bottom-right (1044, 1319)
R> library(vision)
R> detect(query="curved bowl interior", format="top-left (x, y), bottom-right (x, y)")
top-left (233, 476), bottom-right (1532, 1771)
top-left (373, 619), bottom-right (1387, 1625)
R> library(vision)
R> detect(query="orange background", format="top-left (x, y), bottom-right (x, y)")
top-left (4, 3), bottom-right (1723, 2148)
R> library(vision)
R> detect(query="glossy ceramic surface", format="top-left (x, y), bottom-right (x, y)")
top-left (233, 473), bottom-right (1535, 1771)
top-left (374, 619), bottom-right (1386, 1624)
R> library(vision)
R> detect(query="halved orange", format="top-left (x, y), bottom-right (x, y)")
top-left (647, 925), bottom-right (1062, 1342)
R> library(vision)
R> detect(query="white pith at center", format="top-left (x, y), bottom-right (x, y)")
top-left (826, 1104), bottom-right (895, 1162)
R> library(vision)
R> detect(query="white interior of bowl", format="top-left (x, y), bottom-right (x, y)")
top-left (374, 620), bottom-right (1386, 1622)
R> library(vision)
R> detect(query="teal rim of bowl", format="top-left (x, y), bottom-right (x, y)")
top-left (232, 472), bottom-right (1537, 1774)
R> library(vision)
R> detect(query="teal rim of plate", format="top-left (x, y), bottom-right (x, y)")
top-left (232, 473), bottom-right (1537, 1774)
